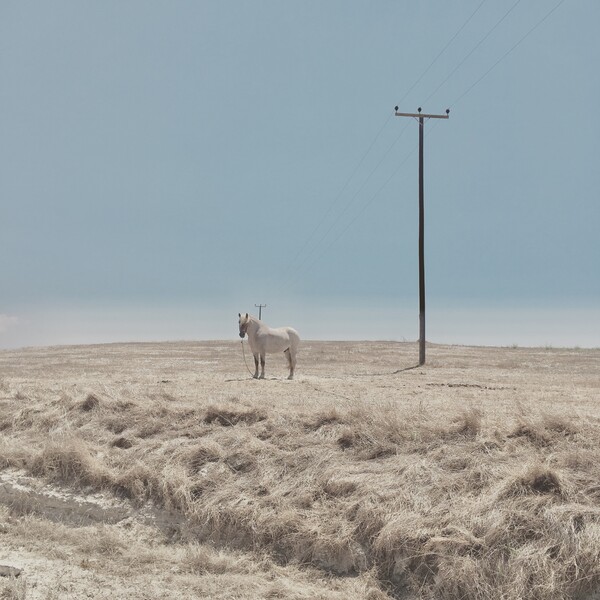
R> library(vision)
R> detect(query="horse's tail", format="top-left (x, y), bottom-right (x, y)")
top-left (286, 327), bottom-right (300, 352)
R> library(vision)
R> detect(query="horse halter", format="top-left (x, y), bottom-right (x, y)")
top-left (239, 319), bottom-right (249, 338)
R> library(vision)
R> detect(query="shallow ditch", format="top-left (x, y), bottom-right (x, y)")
top-left (0, 469), bottom-right (184, 534)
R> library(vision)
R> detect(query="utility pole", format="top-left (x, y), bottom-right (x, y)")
top-left (394, 107), bottom-right (449, 366)
top-left (254, 304), bottom-right (267, 320)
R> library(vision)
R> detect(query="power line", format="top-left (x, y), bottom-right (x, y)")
top-left (283, 3), bottom-right (495, 281)
top-left (286, 134), bottom-right (423, 292)
top-left (396, 0), bottom-right (488, 107)
top-left (281, 0), bottom-right (566, 297)
top-left (286, 116), bottom-right (448, 295)
top-left (289, 1), bottom-right (528, 280)
top-left (449, 0), bottom-right (567, 108)
top-left (286, 121), bottom-right (410, 280)
top-left (423, 0), bottom-right (523, 105)
top-left (283, 112), bottom-right (394, 275)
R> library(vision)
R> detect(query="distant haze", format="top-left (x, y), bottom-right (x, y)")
top-left (1, 302), bottom-right (598, 350)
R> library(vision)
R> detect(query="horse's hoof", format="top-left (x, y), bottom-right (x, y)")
top-left (253, 374), bottom-right (259, 379)
top-left (259, 374), bottom-right (265, 380)
top-left (287, 375), bottom-right (294, 380)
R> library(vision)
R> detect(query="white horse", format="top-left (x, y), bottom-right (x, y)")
top-left (238, 313), bottom-right (300, 380)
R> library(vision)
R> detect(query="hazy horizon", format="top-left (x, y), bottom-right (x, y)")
top-left (1, 300), bottom-right (598, 350)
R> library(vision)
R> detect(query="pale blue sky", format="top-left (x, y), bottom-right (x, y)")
top-left (1, 0), bottom-right (599, 348)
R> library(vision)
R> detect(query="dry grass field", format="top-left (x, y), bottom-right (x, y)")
top-left (0, 340), bottom-right (599, 599)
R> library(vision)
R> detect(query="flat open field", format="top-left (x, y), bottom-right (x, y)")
top-left (0, 341), bottom-right (599, 599)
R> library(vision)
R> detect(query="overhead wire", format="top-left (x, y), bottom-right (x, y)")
top-left (285, 155), bottom-right (411, 292)
top-left (401, 0), bottom-right (568, 197)
top-left (286, 119), bottom-right (443, 292)
top-left (281, 0), bottom-right (567, 294)
top-left (423, 0), bottom-right (523, 105)
top-left (419, 0), bottom-right (567, 157)
top-left (281, 2), bottom-right (496, 287)
top-left (395, 0), bottom-right (488, 108)
top-left (283, 111), bottom-right (395, 277)
top-left (285, 120), bottom-right (410, 281)
top-left (449, 0), bottom-right (567, 109)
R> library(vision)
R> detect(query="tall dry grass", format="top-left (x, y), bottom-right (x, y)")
top-left (1, 342), bottom-right (599, 598)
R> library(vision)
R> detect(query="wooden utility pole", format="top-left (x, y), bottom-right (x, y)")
top-left (394, 107), bottom-right (449, 366)
top-left (254, 304), bottom-right (267, 320)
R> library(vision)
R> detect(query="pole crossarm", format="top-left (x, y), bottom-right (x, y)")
top-left (394, 111), bottom-right (449, 119)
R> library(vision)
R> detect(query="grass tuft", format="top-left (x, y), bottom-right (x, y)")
top-left (30, 438), bottom-right (109, 488)
top-left (79, 393), bottom-right (101, 412)
top-left (188, 441), bottom-right (223, 474)
top-left (304, 407), bottom-right (345, 431)
top-left (502, 464), bottom-right (564, 498)
top-left (509, 421), bottom-right (552, 447)
top-left (451, 407), bottom-right (483, 437)
top-left (203, 405), bottom-right (267, 426)
top-left (111, 436), bottom-right (133, 449)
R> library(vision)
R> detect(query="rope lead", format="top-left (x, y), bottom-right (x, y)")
top-left (241, 340), bottom-right (255, 377)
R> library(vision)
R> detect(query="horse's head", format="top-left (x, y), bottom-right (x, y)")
top-left (238, 313), bottom-right (250, 338)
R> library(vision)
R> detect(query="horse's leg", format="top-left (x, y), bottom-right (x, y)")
top-left (253, 353), bottom-right (259, 379)
top-left (259, 354), bottom-right (266, 379)
top-left (292, 348), bottom-right (297, 379)
top-left (284, 349), bottom-right (293, 380)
